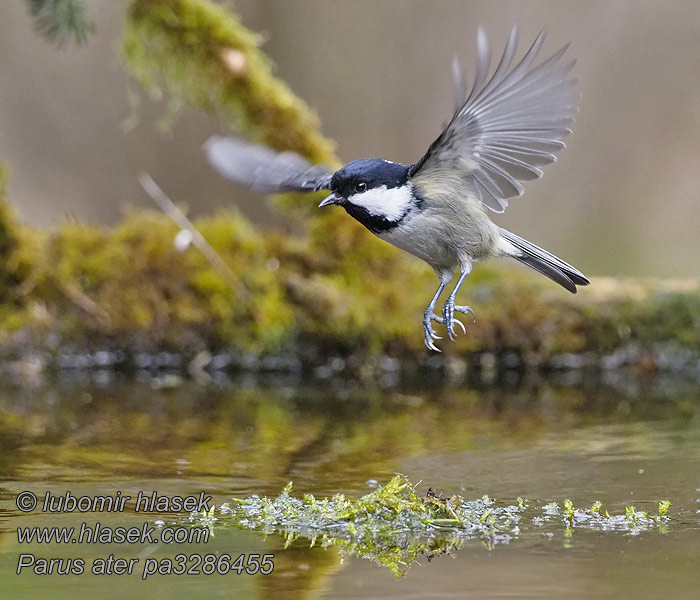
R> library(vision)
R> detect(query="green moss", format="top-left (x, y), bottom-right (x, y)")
top-left (197, 475), bottom-right (674, 577)
top-left (0, 194), bottom-right (698, 361)
top-left (0, 166), bottom-right (45, 334)
top-left (1, 200), bottom-right (698, 361)
top-left (0, 166), bottom-right (23, 302)
top-left (122, 0), bottom-right (335, 165)
top-left (0, 207), bottom-right (294, 353)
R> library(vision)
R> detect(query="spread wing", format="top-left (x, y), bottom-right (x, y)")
top-left (410, 27), bottom-right (578, 213)
top-left (204, 136), bottom-right (333, 193)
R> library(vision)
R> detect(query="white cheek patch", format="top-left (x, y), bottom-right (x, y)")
top-left (348, 185), bottom-right (412, 220)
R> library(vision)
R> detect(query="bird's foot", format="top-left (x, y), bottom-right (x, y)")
top-left (423, 311), bottom-right (444, 352)
top-left (442, 299), bottom-right (476, 342)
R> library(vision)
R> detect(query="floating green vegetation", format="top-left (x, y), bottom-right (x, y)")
top-left (193, 475), bottom-right (672, 577)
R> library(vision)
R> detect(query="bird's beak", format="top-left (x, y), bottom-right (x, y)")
top-left (318, 193), bottom-right (340, 208)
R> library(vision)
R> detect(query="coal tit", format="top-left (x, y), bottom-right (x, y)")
top-left (205, 27), bottom-right (590, 351)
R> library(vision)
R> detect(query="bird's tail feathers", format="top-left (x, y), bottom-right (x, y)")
top-left (499, 228), bottom-right (590, 294)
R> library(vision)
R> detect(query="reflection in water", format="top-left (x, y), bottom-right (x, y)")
top-left (0, 375), bottom-right (699, 597)
top-left (0, 375), bottom-right (698, 492)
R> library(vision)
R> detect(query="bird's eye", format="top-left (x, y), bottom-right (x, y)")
top-left (355, 182), bottom-right (367, 193)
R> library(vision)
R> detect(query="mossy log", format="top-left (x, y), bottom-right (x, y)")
top-left (0, 0), bottom-right (698, 373)
top-left (0, 182), bottom-right (697, 372)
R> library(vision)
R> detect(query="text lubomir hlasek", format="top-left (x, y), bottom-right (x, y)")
top-left (40, 491), bottom-right (212, 513)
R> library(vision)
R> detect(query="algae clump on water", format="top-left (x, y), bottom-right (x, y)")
top-left (195, 475), bottom-right (673, 577)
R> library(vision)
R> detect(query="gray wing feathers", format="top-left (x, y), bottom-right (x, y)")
top-left (451, 56), bottom-right (467, 110)
top-left (204, 136), bottom-right (332, 193)
top-left (411, 26), bottom-right (578, 213)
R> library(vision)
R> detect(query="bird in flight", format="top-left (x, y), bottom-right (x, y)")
top-left (205, 27), bottom-right (589, 351)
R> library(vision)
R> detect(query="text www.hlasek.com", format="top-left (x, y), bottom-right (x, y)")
top-left (17, 522), bottom-right (209, 545)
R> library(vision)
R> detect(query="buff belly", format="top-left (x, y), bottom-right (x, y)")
top-left (377, 201), bottom-right (502, 273)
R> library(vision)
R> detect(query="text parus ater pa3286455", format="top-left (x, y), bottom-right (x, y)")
top-left (205, 27), bottom-right (590, 351)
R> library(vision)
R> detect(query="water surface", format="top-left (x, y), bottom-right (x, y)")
top-left (1, 375), bottom-right (698, 598)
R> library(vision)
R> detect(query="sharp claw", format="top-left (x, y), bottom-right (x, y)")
top-left (455, 305), bottom-right (476, 322)
top-left (425, 280), bottom-right (474, 349)
top-left (424, 312), bottom-right (444, 351)
top-left (446, 321), bottom-right (456, 341)
top-left (441, 299), bottom-right (473, 343)
top-left (424, 337), bottom-right (441, 352)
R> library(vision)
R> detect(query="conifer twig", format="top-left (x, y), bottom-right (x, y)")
top-left (26, 0), bottom-right (95, 47)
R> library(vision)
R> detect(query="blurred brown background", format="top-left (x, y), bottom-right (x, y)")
top-left (0, 0), bottom-right (699, 276)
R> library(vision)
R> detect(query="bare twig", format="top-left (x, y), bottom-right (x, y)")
top-left (59, 281), bottom-right (111, 327)
top-left (138, 173), bottom-right (250, 300)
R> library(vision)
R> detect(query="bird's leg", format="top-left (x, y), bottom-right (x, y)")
top-left (423, 283), bottom-right (446, 352)
top-left (442, 269), bottom-right (476, 342)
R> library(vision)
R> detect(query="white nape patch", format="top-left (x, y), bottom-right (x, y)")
top-left (347, 185), bottom-right (413, 221)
